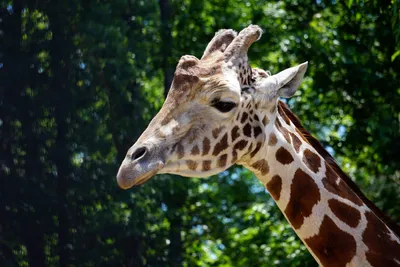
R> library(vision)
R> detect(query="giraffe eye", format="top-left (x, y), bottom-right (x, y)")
top-left (211, 99), bottom-right (237, 113)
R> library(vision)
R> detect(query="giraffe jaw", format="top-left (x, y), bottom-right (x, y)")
top-left (116, 159), bottom-right (164, 189)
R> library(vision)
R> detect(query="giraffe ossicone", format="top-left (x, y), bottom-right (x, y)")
top-left (117, 25), bottom-right (400, 266)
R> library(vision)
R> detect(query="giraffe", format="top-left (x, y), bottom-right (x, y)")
top-left (116, 25), bottom-right (400, 266)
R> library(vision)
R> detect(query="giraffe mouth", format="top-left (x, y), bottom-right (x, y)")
top-left (116, 159), bottom-right (164, 189)
top-left (132, 169), bottom-right (159, 186)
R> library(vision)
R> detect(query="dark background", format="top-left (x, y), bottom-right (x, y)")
top-left (1, 0), bottom-right (399, 266)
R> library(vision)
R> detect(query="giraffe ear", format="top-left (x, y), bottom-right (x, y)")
top-left (275, 62), bottom-right (308, 98)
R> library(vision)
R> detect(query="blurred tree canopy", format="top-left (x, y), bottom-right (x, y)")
top-left (0, 0), bottom-right (399, 266)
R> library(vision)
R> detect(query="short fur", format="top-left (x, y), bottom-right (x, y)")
top-left (278, 100), bottom-right (400, 236)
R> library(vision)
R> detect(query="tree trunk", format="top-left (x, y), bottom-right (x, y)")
top-left (48, 4), bottom-right (72, 267)
top-left (2, 1), bottom-right (47, 266)
top-left (0, 242), bottom-right (19, 267)
top-left (159, 0), bottom-right (174, 97)
top-left (168, 216), bottom-right (183, 266)
top-left (24, 233), bottom-right (46, 267)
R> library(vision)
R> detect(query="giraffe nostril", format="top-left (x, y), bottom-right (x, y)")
top-left (131, 147), bottom-right (148, 161)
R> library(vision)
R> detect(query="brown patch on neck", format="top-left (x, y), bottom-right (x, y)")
top-left (270, 104), bottom-right (276, 113)
top-left (268, 133), bottom-right (278, 146)
top-left (285, 168), bottom-right (321, 229)
top-left (275, 118), bottom-right (291, 144)
top-left (253, 126), bottom-right (262, 138)
top-left (266, 175), bottom-right (282, 200)
top-left (363, 211), bottom-right (400, 267)
top-left (323, 165), bottom-right (363, 206)
top-left (328, 199), bottom-right (361, 228)
top-left (303, 149), bottom-right (321, 173)
top-left (277, 100), bottom-right (400, 236)
top-left (234, 140), bottom-right (248, 151)
top-left (262, 115), bottom-right (269, 126)
top-left (289, 132), bottom-right (302, 153)
top-left (251, 159), bottom-right (269, 176)
top-left (278, 105), bottom-right (291, 125)
top-left (305, 215), bottom-right (356, 267)
top-left (275, 147), bottom-right (294, 165)
top-left (250, 142), bottom-right (262, 158)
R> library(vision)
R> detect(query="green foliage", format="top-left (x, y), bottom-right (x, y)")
top-left (1, 0), bottom-right (399, 267)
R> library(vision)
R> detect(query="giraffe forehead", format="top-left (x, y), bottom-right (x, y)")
top-left (172, 56), bottom-right (223, 88)
top-left (167, 62), bottom-right (242, 108)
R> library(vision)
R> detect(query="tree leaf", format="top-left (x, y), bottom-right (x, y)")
top-left (391, 50), bottom-right (400, 61)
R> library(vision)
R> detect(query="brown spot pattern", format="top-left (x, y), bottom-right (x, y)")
top-left (234, 140), bottom-right (248, 151)
top-left (250, 142), bottom-right (262, 157)
top-left (191, 145), bottom-right (200, 155)
top-left (212, 133), bottom-right (228, 156)
top-left (296, 127), bottom-right (310, 145)
top-left (187, 129), bottom-right (197, 144)
top-left (303, 149), bottom-right (321, 173)
top-left (241, 112), bottom-right (248, 123)
top-left (290, 132), bottom-right (302, 153)
top-left (268, 133), bottom-right (277, 146)
top-left (177, 143), bottom-right (184, 159)
top-left (285, 169), bottom-right (320, 229)
top-left (231, 126), bottom-right (240, 142)
top-left (363, 212), bottom-right (400, 267)
top-left (231, 151), bottom-right (238, 163)
top-left (305, 216), bottom-right (356, 267)
top-left (266, 175), bottom-right (282, 200)
top-left (247, 143), bottom-right (253, 154)
top-left (322, 165), bottom-right (363, 206)
top-left (275, 147), bottom-right (294, 165)
top-left (275, 119), bottom-right (291, 144)
top-left (253, 126), bottom-right (262, 138)
top-left (243, 123), bottom-right (252, 137)
top-left (186, 160), bottom-right (198, 170)
top-left (262, 116), bottom-right (269, 126)
top-left (328, 199), bottom-right (361, 228)
top-left (202, 137), bottom-right (211, 155)
top-left (282, 127), bottom-right (292, 144)
top-left (281, 112), bottom-right (291, 125)
top-left (251, 159), bottom-right (269, 176)
top-left (212, 127), bottom-right (222, 138)
top-left (202, 160), bottom-right (211, 171)
top-left (218, 154), bottom-right (228, 168)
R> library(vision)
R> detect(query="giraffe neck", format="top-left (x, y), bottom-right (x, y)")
top-left (242, 101), bottom-right (400, 267)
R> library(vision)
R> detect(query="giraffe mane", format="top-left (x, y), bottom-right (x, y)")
top-left (277, 100), bottom-right (400, 236)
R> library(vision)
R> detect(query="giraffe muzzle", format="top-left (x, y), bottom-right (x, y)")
top-left (116, 145), bottom-right (165, 189)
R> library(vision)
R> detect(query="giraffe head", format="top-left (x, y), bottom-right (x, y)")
top-left (117, 25), bottom-right (308, 189)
